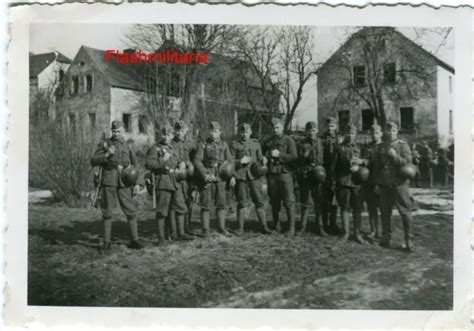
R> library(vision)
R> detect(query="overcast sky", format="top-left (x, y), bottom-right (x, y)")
top-left (30, 24), bottom-right (454, 128)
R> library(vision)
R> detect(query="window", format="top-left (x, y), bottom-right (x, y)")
top-left (86, 74), bottom-right (93, 93)
top-left (449, 76), bottom-right (453, 94)
top-left (338, 110), bottom-right (350, 132)
top-left (88, 113), bottom-right (96, 128)
top-left (58, 69), bottom-right (64, 81)
top-left (449, 110), bottom-right (453, 134)
top-left (122, 113), bottom-right (132, 132)
top-left (68, 113), bottom-right (76, 131)
top-left (138, 115), bottom-right (147, 133)
top-left (378, 38), bottom-right (387, 51)
top-left (71, 75), bottom-right (79, 95)
top-left (400, 107), bottom-right (414, 130)
top-left (383, 63), bottom-right (396, 84)
top-left (353, 66), bottom-right (366, 86)
top-left (362, 109), bottom-right (374, 131)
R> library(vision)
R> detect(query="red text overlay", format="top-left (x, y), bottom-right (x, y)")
top-left (105, 49), bottom-right (208, 64)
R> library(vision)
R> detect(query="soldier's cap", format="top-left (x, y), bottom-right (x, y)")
top-left (305, 121), bottom-right (317, 130)
top-left (238, 122), bottom-right (251, 132)
top-left (210, 121), bottom-right (221, 131)
top-left (111, 120), bottom-right (124, 130)
top-left (161, 124), bottom-right (174, 135)
top-left (271, 118), bottom-right (283, 126)
top-left (344, 124), bottom-right (357, 133)
top-left (370, 123), bottom-right (382, 131)
top-left (325, 117), bottom-right (337, 125)
top-left (386, 121), bottom-right (399, 129)
top-left (174, 120), bottom-right (188, 130)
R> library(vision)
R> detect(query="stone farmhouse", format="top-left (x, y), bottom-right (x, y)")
top-left (56, 44), bottom-right (281, 149)
top-left (29, 51), bottom-right (71, 117)
top-left (317, 27), bottom-right (454, 146)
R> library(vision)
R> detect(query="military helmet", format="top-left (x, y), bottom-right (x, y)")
top-left (250, 162), bottom-right (268, 178)
top-left (399, 164), bottom-right (417, 180)
top-left (186, 162), bottom-right (195, 178)
top-left (218, 160), bottom-right (235, 181)
top-left (174, 167), bottom-right (187, 182)
top-left (352, 166), bottom-right (370, 184)
top-left (121, 165), bottom-right (139, 187)
top-left (309, 165), bottom-right (327, 183)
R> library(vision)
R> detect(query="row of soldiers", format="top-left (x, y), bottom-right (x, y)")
top-left (91, 116), bottom-right (415, 253)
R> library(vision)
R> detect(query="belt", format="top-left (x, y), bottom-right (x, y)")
top-left (155, 168), bottom-right (175, 175)
top-left (203, 162), bottom-right (220, 168)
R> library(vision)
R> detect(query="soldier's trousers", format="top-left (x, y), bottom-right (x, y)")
top-left (100, 186), bottom-right (138, 242)
top-left (101, 186), bottom-right (137, 219)
top-left (155, 187), bottom-right (188, 218)
top-left (199, 181), bottom-right (227, 211)
top-left (267, 173), bottom-right (295, 211)
top-left (235, 178), bottom-right (266, 209)
top-left (361, 184), bottom-right (381, 226)
top-left (379, 182), bottom-right (412, 242)
top-left (299, 178), bottom-right (322, 210)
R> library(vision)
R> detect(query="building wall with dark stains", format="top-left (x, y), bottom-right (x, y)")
top-left (317, 28), bottom-right (441, 141)
top-left (56, 47), bottom-right (112, 142)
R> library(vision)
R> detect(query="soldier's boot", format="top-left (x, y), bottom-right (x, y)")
top-left (177, 213), bottom-right (194, 241)
top-left (156, 215), bottom-right (166, 245)
top-left (127, 216), bottom-right (142, 249)
top-left (217, 209), bottom-right (231, 236)
top-left (402, 214), bottom-right (414, 252)
top-left (297, 208), bottom-right (310, 236)
top-left (353, 212), bottom-right (366, 244)
top-left (234, 207), bottom-right (246, 236)
top-left (256, 208), bottom-right (272, 234)
top-left (168, 211), bottom-right (178, 241)
top-left (272, 207), bottom-right (281, 233)
top-left (340, 211), bottom-right (350, 241)
top-left (201, 210), bottom-right (210, 237)
top-left (428, 170), bottom-right (434, 188)
top-left (184, 210), bottom-right (196, 236)
top-left (286, 206), bottom-right (296, 237)
top-left (321, 207), bottom-right (329, 234)
top-left (315, 215), bottom-right (328, 237)
top-left (379, 214), bottom-right (391, 248)
top-left (101, 218), bottom-right (113, 253)
top-left (330, 206), bottom-right (340, 234)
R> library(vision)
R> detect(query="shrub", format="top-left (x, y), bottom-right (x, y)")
top-left (29, 117), bottom-right (96, 207)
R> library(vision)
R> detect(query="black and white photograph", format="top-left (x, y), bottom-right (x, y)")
top-left (4, 2), bottom-right (472, 329)
top-left (27, 22), bottom-right (455, 309)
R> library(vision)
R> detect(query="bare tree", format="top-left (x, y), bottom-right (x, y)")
top-left (123, 24), bottom-right (244, 135)
top-left (328, 27), bottom-right (452, 129)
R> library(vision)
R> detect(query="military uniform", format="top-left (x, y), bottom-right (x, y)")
top-left (194, 121), bottom-right (234, 235)
top-left (419, 142), bottom-right (434, 187)
top-left (145, 125), bottom-right (191, 243)
top-left (360, 138), bottom-right (382, 238)
top-left (411, 145), bottom-right (421, 187)
top-left (296, 121), bottom-right (326, 236)
top-left (231, 123), bottom-right (270, 234)
top-left (335, 125), bottom-right (364, 242)
top-left (321, 117), bottom-right (340, 233)
top-left (373, 122), bottom-right (413, 250)
top-left (263, 118), bottom-right (297, 235)
top-left (170, 121), bottom-right (197, 235)
top-left (90, 120), bottom-right (140, 249)
top-left (437, 148), bottom-right (451, 186)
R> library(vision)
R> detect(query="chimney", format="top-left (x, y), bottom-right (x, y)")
top-left (123, 48), bottom-right (136, 53)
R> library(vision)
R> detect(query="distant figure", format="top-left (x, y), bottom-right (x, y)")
top-left (419, 141), bottom-right (434, 188)
top-left (411, 143), bottom-right (421, 188)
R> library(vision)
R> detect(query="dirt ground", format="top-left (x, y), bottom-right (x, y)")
top-left (27, 186), bottom-right (453, 309)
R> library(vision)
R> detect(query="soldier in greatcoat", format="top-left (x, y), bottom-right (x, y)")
top-left (320, 116), bottom-right (340, 234)
top-left (90, 120), bottom-right (141, 251)
top-left (230, 123), bottom-right (271, 235)
top-left (194, 121), bottom-right (234, 236)
top-left (145, 124), bottom-right (192, 244)
top-left (296, 121), bottom-right (326, 236)
top-left (372, 121), bottom-right (414, 252)
top-left (263, 118), bottom-right (297, 236)
top-left (335, 124), bottom-right (365, 243)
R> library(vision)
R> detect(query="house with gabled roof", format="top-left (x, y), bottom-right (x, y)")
top-left (316, 27), bottom-right (454, 146)
top-left (56, 44), bottom-right (281, 149)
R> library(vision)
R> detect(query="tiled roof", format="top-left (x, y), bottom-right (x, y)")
top-left (81, 46), bottom-right (148, 91)
top-left (29, 51), bottom-right (71, 78)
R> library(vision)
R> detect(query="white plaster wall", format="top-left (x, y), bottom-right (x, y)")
top-left (437, 66), bottom-right (455, 147)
